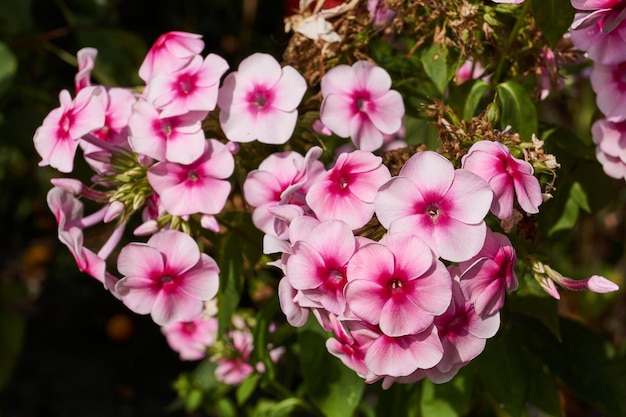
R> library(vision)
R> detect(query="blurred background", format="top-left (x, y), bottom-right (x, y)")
top-left (0, 1), bottom-right (285, 415)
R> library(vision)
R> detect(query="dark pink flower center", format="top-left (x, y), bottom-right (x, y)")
top-left (614, 62), bottom-right (626, 88)
top-left (389, 278), bottom-right (403, 290)
top-left (247, 85), bottom-right (274, 112)
top-left (187, 170), bottom-right (200, 181)
top-left (327, 268), bottom-right (344, 282)
top-left (183, 321), bottom-right (197, 334)
top-left (427, 204), bottom-right (440, 220)
top-left (177, 73), bottom-right (195, 94)
top-left (58, 112), bottom-right (73, 137)
top-left (352, 91), bottom-right (371, 113)
top-left (159, 275), bottom-right (174, 284)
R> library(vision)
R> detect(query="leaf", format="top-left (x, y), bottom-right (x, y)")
top-left (569, 181), bottom-right (591, 213)
top-left (216, 233), bottom-right (245, 336)
top-left (420, 43), bottom-right (449, 95)
top-left (463, 80), bottom-right (491, 120)
top-left (404, 114), bottom-right (440, 149)
top-left (376, 382), bottom-right (420, 417)
top-left (420, 370), bottom-right (474, 417)
top-left (507, 294), bottom-right (561, 341)
top-left (0, 42), bottom-right (17, 97)
top-left (548, 182), bottom-right (590, 236)
top-left (268, 398), bottom-right (307, 417)
top-left (298, 318), bottom-right (365, 417)
top-left (496, 80), bottom-right (538, 140)
top-left (531, 0), bottom-right (575, 47)
top-left (236, 373), bottom-right (260, 406)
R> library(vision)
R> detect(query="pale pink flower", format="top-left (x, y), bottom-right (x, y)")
top-left (554, 274), bottom-right (620, 293)
top-left (286, 219), bottom-right (357, 316)
top-left (461, 140), bottom-right (542, 219)
top-left (570, 0), bottom-right (626, 65)
top-left (218, 53), bottom-right (307, 144)
top-left (278, 276), bottom-right (310, 327)
top-left (320, 60), bottom-right (405, 151)
top-left (138, 31), bottom-right (205, 84)
top-left (162, 316), bottom-right (218, 361)
top-left (243, 147), bottom-right (324, 239)
top-left (325, 316), bottom-right (375, 378)
top-left (147, 53), bottom-right (228, 118)
top-left (33, 87), bottom-right (106, 173)
top-left (115, 230), bottom-right (220, 326)
top-left (375, 151), bottom-right (493, 262)
top-left (128, 99), bottom-right (207, 164)
top-left (344, 233), bottom-right (452, 337)
top-left (458, 229), bottom-right (518, 317)
top-left (147, 139), bottom-right (234, 216)
top-left (75, 47), bottom-right (97, 93)
top-left (215, 328), bottom-right (255, 385)
top-left (306, 150), bottom-right (391, 229)
top-left (592, 118), bottom-right (626, 178)
top-left (590, 62), bottom-right (626, 121)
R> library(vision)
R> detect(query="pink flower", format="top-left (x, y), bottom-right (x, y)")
top-left (458, 229), bottom-right (518, 317)
top-left (147, 53), bottom-right (228, 118)
top-left (162, 316), bottom-right (218, 361)
top-left (570, 0), bottom-right (626, 65)
top-left (320, 61), bottom-right (405, 151)
top-left (33, 87), bottom-right (106, 173)
top-left (325, 316), bottom-right (375, 378)
top-left (215, 328), bottom-right (256, 385)
top-left (592, 118), bottom-right (626, 179)
top-left (147, 139), bottom-right (234, 216)
top-left (218, 53), bottom-right (307, 144)
top-left (243, 147), bottom-right (324, 239)
top-left (461, 140), bottom-right (543, 219)
top-left (128, 100), bottom-right (207, 164)
top-left (375, 151), bottom-right (493, 262)
top-left (115, 230), bottom-right (220, 326)
top-left (138, 31), bottom-right (205, 84)
top-left (75, 47), bottom-right (97, 93)
top-left (344, 233), bottom-right (452, 337)
top-left (305, 150), bottom-right (391, 229)
top-left (286, 218), bottom-right (357, 315)
top-left (590, 62), bottom-right (626, 121)
top-left (554, 274), bottom-right (620, 293)
top-left (454, 59), bottom-right (486, 85)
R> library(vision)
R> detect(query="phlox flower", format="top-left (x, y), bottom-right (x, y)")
top-left (138, 31), bottom-right (205, 84)
top-left (461, 140), bottom-right (543, 219)
top-left (570, 0), bottom-right (626, 65)
top-left (305, 150), bottom-right (391, 230)
top-left (218, 53), bottom-right (307, 144)
top-left (375, 151), bottom-right (493, 262)
top-left (162, 316), bottom-right (218, 361)
top-left (590, 62), bottom-right (626, 121)
top-left (325, 315), bottom-right (375, 378)
top-left (286, 218), bottom-right (357, 316)
top-left (147, 53), bottom-right (229, 118)
top-left (147, 139), bottom-right (234, 216)
top-left (75, 47), bottom-right (97, 93)
top-left (454, 59), bottom-right (486, 85)
top-left (243, 147), bottom-right (324, 239)
top-left (320, 60), bottom-right (405, 151)
top-left (33, 86), bottom-right (106, 173)
top-left (215, 328), bottom-right (256, 385)
top-left (344, 233), bottom-right (452, 337)
top-left (115, 230), bottom-right (220, 326)
top-left (458, 229), bottom-right (518, 317)
top-left (592, 118), bottom-right (626, 178)
top-left (128, 100), bottom-right (207, 164)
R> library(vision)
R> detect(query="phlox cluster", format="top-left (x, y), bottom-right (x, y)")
top-left (253, 145), bottom-right (545, 387)
top-left (569, 0), bottom-right (626, 178)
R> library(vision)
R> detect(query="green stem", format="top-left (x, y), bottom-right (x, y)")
top-left (493, 1), bottom-right (531, 84)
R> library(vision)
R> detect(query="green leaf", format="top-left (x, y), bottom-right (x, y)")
top-left (0, 42), bottom-right (17, 97)
top-left (507, 294), bottom-right (561, 341)
top-left (420, 43), bottom-right (449, 95)
top-left (420, 370), bottom-right (474, 417)
top-left (298, 318), bottom-right (364, 417)
top-left (267, 398), bottom-right (307, 417)
top-left (496, 80), bottom-right (538, 140)
top-left (569, 181), bottom-right (591, 213)
top-left (548, 182), bottom-right (590, 236)
top-left (531, 0), bottom-right (575, 47)
top-left (404, 115), bottom-right (440, 149)
top-left (236, 373), bottom-right (260, 405)
top-left (463, 80), bottom-right (491, 120)
top-left (376, 383), bottom-right (420, 417)
top-left (216, 234), bottom-right (245, 336)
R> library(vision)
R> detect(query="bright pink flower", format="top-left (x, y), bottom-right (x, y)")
top-left (570, 1), bottom-right (626, 65)
top-left (286, 218), bottom-right (357, 315)
top-left (115, 230), bottom-right (220, 326)
top-left (320, 61), bottom-right (404, 151)
top-left (375, 151), bottom-right (493, 262)
top-left (461, 140), bottom-right (542, 219)
top-left (218, 53), bottom-right (307, 144)
top-left (458, 229), bottom-right (517, 317)
top-left (162, 316), bottom-right (218, 361)
top-left (590, 62), bottom-right (626, 121)
top-left (147, 53), bottom-right (228, 118)
top-left (454, 59), bottom-right (486, 85)
top-left (33, 87), bottom-right (106, 173)
top-left (243, 147), bottom-right (324, 239)
top-left (552, 272), bottom-right (619, 293)
top-left (344, 233), bottom-right (452, 337)
top-left (306, 150), bottom-right (391, 229)
top-left (325, 316), bottom-right (375, 378)
top-left (215, 328), bottom-right (256, 385)
top-left (128, 100), bottom-right (207, 164)
top-left (147, 139), bottom-right (234, 216)
top-left (138, 31), bottom-right (205, 84)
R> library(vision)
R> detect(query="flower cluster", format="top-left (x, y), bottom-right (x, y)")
top-left (33, 28), bottom-right (619, 389)
top-left (570, 0), bottom-right (626, 178)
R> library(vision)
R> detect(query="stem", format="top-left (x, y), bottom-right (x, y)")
top-left (493, 1), bottom-right (531, 84)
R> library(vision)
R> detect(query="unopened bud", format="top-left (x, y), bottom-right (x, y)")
top-left (486, 102), bottom-right (500, 124)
